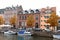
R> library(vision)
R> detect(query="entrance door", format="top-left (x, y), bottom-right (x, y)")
top-left (35, 23), bottom-right (38, 28)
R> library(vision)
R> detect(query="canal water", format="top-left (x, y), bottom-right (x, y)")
top-left (0, 34), bottom-right (59, 40)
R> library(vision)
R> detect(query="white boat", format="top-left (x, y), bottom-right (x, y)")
top-left (17, 30), bottom-right (31, 36)
top-left (53, 35), bottom-right (60, 39)
top-left (4, 30), bottom-right (16, 35)
top-left (53, 30), bottom-right (60, 39)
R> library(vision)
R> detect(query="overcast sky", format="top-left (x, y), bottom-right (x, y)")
top-left (0, 0), bottom-right (60, 16)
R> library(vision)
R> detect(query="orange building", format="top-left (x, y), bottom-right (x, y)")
top-left (40, 7), bottom-right (56, 29)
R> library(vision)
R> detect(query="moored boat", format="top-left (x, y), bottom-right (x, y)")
top-left (53, 30), bottom-right (60, 39)
top-left (53, 35), bottom-right (60, 39)
top-left (4, 30), bottom-right (16, 35)
top-left (17, 30), bottom-right (31, 36)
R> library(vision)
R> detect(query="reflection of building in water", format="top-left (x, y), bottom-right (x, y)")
top-left (18, 36), bottom-right (32, 40)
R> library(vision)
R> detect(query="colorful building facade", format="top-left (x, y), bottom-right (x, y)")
top-left (18, 7), bottom-right (56, 29)
top-left (40, 7), bottom-right (56, 29)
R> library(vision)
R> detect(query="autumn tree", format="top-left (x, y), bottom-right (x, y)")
top-left (9, 15), bottom-right (17, 28)
top-left (0, 16), bottom-right (5, 25)
top-left (26, 15), bottom-right (35, 28)
top-left (46, 12), bottom-right (59, 31)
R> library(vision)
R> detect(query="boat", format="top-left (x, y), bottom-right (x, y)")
top-left (53, 35), bottom-right (60, 39)
top-left (53, 30), bottom-right (60, 39)
top-left (4, 30), bottom-right (16, 35)
top-left (17, 30), bottom-right (31, 36)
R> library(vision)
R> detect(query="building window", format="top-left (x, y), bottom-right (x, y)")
top-left (21, 22), bottom-right (25, 27)
top-left (24, 16), bottom-right (26, 20)
top-left (44, 20), bottom-right (46, 22)
top-left (41, 16), bottom-right (42, 17)
top-left (19, 22), bottom-right (21, 26)
top-left (21, 16), bottom-right (26, 20)
top-left (41, 25), bottom-right (42, 26)
top-left (44, 25), bottom-right (45, 26)
top-left (22, 16), bottom-right (24, 20)
top-left (35, 9), bottom-right (39, 13)
top-left (25, 10), bottom-right (28, 14)
top-left (19, 16), bottom-right (21, 19)
top-left (44, 25), bottom-right (50, 29)
top-left (36, 16), bottom-right (38, 20)
top-left (45, 10), bottom-right (51, 14)
top-left (30, 10), bottom-right (34, 13)
top-left (44, 16), bottom-right (49, 18)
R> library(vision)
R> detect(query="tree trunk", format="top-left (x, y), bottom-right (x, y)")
top-left (54, 26), bottom-right (57, 32)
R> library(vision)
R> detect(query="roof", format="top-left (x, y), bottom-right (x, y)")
top-left (0, 9), bottom-right (5, 14)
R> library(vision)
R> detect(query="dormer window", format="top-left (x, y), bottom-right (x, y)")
top-left (25, 10), bottom-right (28, 14)
top-left (35, 9), bottom-right (39, 13)
top-left (30, 10), bottom-right (34, 13)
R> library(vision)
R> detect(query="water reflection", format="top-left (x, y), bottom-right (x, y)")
top-left (4, 34), bottom-right (17, 40)
top-left (18, 36), bottom-right (32, 40)
top-left (0, 34), bottom-right (59, 40)
top-left (18, 36), bottom-right (24, 40)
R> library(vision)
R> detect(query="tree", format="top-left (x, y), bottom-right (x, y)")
top-left (26, 15), bottom-right (35, 28)
top-left (46, 12), bottom-right (59, 31)
top-left (9, 15), bottom-right (17, 28)
top-left (0, 16), bottom-right (5, 25)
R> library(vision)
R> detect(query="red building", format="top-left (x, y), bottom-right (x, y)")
top-left (18, 9), bottom-right (40, 28)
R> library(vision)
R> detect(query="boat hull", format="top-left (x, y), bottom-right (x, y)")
top-left (53, 35), bottom-right (60, 39)
top-left (18, 33), bottom-right (31, 36)
top-left (4, 32), bottom-right (16, 35)
top-left (17, 30), bottom-right (31, 36)
top-left (4, 30), bottom-right (16, 35)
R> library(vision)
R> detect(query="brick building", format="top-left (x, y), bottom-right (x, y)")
top-left (18, 9), bottom-right (40, 28)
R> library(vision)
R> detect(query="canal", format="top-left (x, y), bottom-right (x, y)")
top-left (0, 34), bottom-right (59, 40)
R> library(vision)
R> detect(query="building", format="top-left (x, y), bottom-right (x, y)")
top-left (18, 7), bottom-right (56, 29)
top-left (0, 9), bottom-right (5, 20)
top-left (40, 7), bottom-right (56, 29)
top-left (0, 6), bottom-right (56, 29)
top-left (18, 9), bottom-right (40, 28)
top-left (4, 5), bottom-right (23, 25)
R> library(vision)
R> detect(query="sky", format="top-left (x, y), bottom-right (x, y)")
top-left (0, 0), bottom-right (60, 16)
